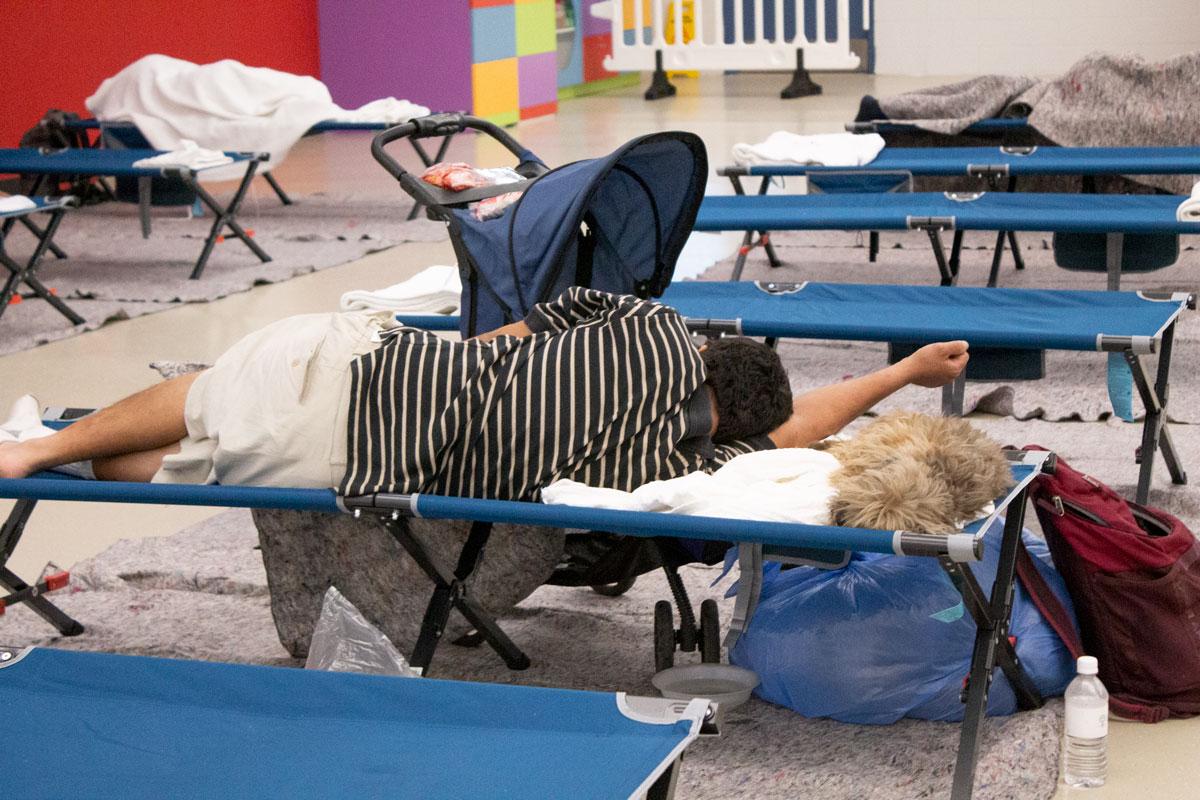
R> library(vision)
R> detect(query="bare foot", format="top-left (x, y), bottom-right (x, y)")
top-left (0, 441), bottom-right (36, 479)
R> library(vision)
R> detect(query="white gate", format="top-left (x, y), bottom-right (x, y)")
top-left (603, 0), bottom-right (865, 75)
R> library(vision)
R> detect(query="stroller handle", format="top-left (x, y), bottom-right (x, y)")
top-left (372, 113), bottom-right (546, 218)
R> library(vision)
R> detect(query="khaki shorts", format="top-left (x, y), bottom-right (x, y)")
top-left (153, 310), bottom-right (396, 488)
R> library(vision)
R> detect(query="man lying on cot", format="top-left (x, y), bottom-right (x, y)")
top-left (0, 287), bottom-right (969, 493)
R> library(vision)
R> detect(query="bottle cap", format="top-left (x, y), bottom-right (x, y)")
top-left (1077, 655), bottom-right (1099, 675)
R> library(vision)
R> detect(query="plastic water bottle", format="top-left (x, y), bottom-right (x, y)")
top-left (1063, 655), bottom-right (1109, 788)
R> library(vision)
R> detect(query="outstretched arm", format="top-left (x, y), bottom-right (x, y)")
top-left (768, 341), bottom-right (969, 448)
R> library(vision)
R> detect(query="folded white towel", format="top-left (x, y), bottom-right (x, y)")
top-left (1177, 181), bottom-right (1200, 222)
top-left (340, 265), bottom-right (463, 314)
top-left (0, 195), bottom-right (38, 214)
top-left (132, 139), bottom-right (233, 170)
top-left (731, 131), bottom-right (886, 168)
top-left (542, 448), bottom-right (840, 525)
top-left (329, 97), bottom-right (431, 125)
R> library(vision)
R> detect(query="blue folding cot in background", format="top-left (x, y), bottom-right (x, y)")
top-left (0, 645), bottom-right (712, 799)
top-left (847, 117), bottom-right (1033, 137)
top-left (0, 147), bottom-right (269, 280)
top-left (0, 196), bottom-right (80, 326)
top-left (397, 281), bottom-right (1194, 506)
top-left (64, 117), bottom-right (458, 220)
top-left (695, 190), bottom-right (1200, 288)
top-left (0, 450), bottom-right (1054, 800)
top-left (717, 145), bottom-right (1200, 278)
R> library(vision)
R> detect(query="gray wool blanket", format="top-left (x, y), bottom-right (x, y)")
top-left (876, 51), bottom-right (1200, 193)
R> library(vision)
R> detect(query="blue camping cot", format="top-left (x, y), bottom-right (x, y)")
top-left (847, 117), bottom-right (1033, 137)
top-left (717, 144), bottom-right (1200, 277)
top-left (0, 645), bottom-right (712, 800)
top-left (0, 196), bottom-right (80, 325)
top-left (65, 116), bottom-right (456, 219)
top-left (695, 190), bottom-right (1200, 288)
top-left (396, 281), bottom-right (1194, 507)
top-left (0, 450), bottom-right (1053, 800)
top-left (0, 147), bottom-right (269, 280)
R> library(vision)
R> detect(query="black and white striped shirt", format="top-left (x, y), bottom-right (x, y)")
top-left (340, 287), bottom-right (771, 499)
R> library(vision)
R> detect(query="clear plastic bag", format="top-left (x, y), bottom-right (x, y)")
top-left (304, 586), bottom-right (422, 677)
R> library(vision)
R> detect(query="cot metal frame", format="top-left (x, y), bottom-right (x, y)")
top-left (0, 450), bottom-right (1051, 800)
top-left (0, 200), bottom-right (82, 325)
top-left (721, 165), bottom-right (1028, 284)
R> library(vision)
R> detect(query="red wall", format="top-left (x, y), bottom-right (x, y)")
top-left (3, 1), bottom-right (321, 147)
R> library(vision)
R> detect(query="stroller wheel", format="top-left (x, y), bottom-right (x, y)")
top-left (699, 599), bottom-right (721, 663)
top-left (653, 600), bottom-right (676, 673)
top-left (591, 577), bottom-right (636, 597)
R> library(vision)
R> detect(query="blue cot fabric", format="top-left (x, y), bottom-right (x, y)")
top-left (744, 145), bottom-right (1200, 177)
top-left (0, 648), bottom-right (693, 799)
top-left (659, 281), bottom-right (1184, 351)
top-left (0, 147), bottom-right (251, 178)
top-left (695, 191), bottom-right (1200, 234)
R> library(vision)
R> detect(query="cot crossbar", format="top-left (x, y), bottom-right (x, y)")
top-left (847, 118), bottom-right (1032, 136)
top-left (725, 145), bottom-right (1200, 178)
top-left (0, 147), bottom-right (256, 179)
top-left (0, 646), bottom-right (709, 800)
top-left (0, 472), bottom-right (992, 560)
top-left (695, 191), bottom-right (1200, 235)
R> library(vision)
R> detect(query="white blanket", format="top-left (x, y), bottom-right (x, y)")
top-left (731, 131), bottom-right (886, 168)
top-left (340, 265), bottom-right (462, 314)
top-left (541, 448), bottom-right (840, 525)
top-left (0, 195), bottom-right (37, 214)
top-left (86, 55), bottom-right (430, 179)
top-left (1178, 181), bottom-right (1200, 222)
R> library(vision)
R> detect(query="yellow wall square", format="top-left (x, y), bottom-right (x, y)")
top-left (472, 58), bottom-right (520, 119)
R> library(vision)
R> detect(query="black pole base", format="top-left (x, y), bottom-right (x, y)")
top-left (781, 49), bottom-right (822, 99)
top-left (644, 50), bottom-right (677, 101)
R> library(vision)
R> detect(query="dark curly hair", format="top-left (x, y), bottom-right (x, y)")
top-left (700, 337), bottom-right (792, 443)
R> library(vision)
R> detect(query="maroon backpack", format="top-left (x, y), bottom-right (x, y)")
top-left (1015, 446), bottom-right (1200, 722)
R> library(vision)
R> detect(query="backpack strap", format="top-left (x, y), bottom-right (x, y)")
top-left (1014, 537), bottom-right (1171, 724)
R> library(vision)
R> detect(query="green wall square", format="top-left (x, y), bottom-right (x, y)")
top-left (515, 1), bottom-right (556, 56)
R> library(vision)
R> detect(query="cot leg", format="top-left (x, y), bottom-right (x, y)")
top-left (949, 230), bottom-right (965, 277)
top-left (138, 176), bottom-right (152, 239)
top-left (946, 492), bottom-right (1039, 800)
top-left (644, 50), bottom-right (677, 101)
top-left (1007, 232), bottom-right (1025, 270)
top-left (1127, 325), bottom-right (1186, 505)
top-left (262, 172), bottom-right (293, 205)
top-left (756, 178), bottom-right (782, 268)
top-left (0, 499), bottom-right (85, 637)
top-left (388, 520), bottom-right (531, 673)
top-left (869, 231), bottom-right (879, 263)
top-left (780, 50), bottom-right (822, 99)
top-left (0, 210), bottom-right (84, 325)
top-left (1105, 232), bottom-right (1124, 292)
top-left (15, 216), bottom-right (69, 260)
top-left (986, 230), bottom-right (1007, 287)
top-left (925, 228), bottom-right (956, 286)
top-left (184, 160), bottom-right (271, 280)
top-left (646, 759), bottom-right (682, 800)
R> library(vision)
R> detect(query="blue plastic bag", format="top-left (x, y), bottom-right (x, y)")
top-left (728, 519), bottom-right (1077, 724)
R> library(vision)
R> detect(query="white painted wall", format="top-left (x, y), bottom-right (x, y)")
top-left (874, 0), bottom-right (1200, 76)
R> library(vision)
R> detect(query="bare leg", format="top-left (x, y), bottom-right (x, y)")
top-left (93, 442), bottom-right (183, 482)
top-left (0, 372), bottom-right (201, 480)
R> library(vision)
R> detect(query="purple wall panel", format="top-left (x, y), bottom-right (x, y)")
top-left (580, 0), bottom-right (611, 38)
top-left (319, 1), bottom-right (473, 113)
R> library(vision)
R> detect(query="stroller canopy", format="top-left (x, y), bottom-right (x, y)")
top-left (451, 132), bottom-right (707, 335)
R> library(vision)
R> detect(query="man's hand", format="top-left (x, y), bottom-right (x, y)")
top-left (902, 341), bottom-right (970, 388)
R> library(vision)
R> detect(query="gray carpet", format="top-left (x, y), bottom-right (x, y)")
top-left (1, 192), bottom-right (447, 356)
top-left (705, 229), bottom-right (1200, 423)
top-left (0, 505), bottom-right (1064, 800)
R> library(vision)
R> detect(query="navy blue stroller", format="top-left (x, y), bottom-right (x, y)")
top-left (371, 114), bottom-right (723, 671)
